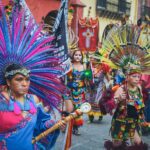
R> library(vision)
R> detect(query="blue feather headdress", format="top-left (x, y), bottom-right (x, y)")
top-left (0, 2), bottom-right (64, 110)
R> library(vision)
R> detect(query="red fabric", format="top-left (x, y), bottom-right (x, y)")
top-left (0, 111), bottom-right (23, 132)
top-left (73, 117), bottom-right (84, 126)
top-left (100, 89), bottom-right (116, 115)
top-left (101, 63), bottom-right (111, 73)
top-left (141, 75), bottom-right (150, 103)
top-left (142, 88), bottom-right (149, 103)
top-left (78, 17), bottom-right (99, 52)
top-left (141, 75), bottom-right (150, 89)
top-left (112, 85), bottom-right (120, 92)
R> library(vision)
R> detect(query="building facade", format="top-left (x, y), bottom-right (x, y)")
top-left (2, 0), bottom-right (61, 23)
top-left (2, 0), bottom-right (149, 44)
top-left (81, 0), bottom-right (150, 42)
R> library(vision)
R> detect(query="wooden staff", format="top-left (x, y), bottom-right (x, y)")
top-left (32, 103), bottom-right (91, 144)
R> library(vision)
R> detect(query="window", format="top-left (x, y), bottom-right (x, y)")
top-left (97, 0), bottom-right (107, 9)
top-left (118, 0), bottom-right (126, 13)
top-left (107, 0), bottom-right (118, 13)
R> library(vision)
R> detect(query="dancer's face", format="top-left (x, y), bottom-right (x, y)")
top-left (127, 73), bottom-right (141, 86)
top-left (7, 74), bottom-right (30, 96)
top-left (73, 51), bottom-right (82, 62)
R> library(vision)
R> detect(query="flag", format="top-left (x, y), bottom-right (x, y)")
top-left (52, 0), bottom-right (71, 76)
top-left (78, 17), bottom-right (99, 52)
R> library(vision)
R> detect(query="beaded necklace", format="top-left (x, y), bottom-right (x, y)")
top-left (8, 90), bottom-right (36, 114)
top-left (128, 88), bottom-right (144, 109)
top-left (128, 88), bottom-right (140, 99)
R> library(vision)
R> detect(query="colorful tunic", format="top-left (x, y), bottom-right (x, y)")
top-left (67, 69), bottom-right (86, 109)
top-left (111, 86), bottom-right (145, 140)
top-left (0, 93), bottom-right (59, 150)
top-left (67, 68), bottom-right (87, 126)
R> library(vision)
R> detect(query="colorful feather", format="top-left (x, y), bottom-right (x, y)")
top-left (100, 24), bottom-right (150, 74)
top-left (0, 2), bottom-right (64, 110)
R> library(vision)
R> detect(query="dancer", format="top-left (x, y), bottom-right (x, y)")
top-left (67, 50), bottom-right (91, 135)
top-left (0, 4), bottom-right (65, 150)
top-left (101, 24), bottom-right (150, 150)
top-left (88, 56), bottom-right (111, 123)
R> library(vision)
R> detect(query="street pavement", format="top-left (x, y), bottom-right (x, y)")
top-left (55, 114), bottom-right (150, 150)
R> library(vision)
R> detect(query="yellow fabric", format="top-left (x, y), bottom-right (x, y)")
top-left (88, 111), bottom-right (103, 117)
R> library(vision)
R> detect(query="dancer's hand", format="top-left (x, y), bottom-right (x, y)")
top-left (59, 117), bottom-right (67, 132)
top-left (120, 91), bottom-right (126, 100)
top-left (114, 86), bottom-right (126, 103)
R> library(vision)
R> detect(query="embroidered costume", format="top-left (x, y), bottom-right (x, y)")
top-left (66, 62), bottom-right (92, 134)
top-left (111, 86), bottom-right (145, 140)
top-left (0, 94), bottom-right (59, 150)
top-left (67, 68), bottom-right (86, 108)
top-left (67, 68), bottom-right (86, 127)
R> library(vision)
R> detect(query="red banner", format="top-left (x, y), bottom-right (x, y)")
top-left (78, 17), bottom-right (99, 52)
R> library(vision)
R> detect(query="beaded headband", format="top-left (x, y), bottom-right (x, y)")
top-left (5, 68), bottom-right (30, 78)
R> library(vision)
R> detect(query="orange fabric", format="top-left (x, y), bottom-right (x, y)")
top-left (73, 117), bottom-right (84, 126)
top-left (112, 85), bottom-right (120, 92)
top-left (64, 120), bottom-right (73, 150)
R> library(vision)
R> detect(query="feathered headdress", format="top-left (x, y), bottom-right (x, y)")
top-left (100, 24), bottom-right (150, 75)
top-left (0, 2), bottom-right (64, 110)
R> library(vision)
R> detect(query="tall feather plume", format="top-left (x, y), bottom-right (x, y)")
top-left (100, 24), bottom-right (150, 74)
top-left (0, 2), bottom-right (64, 110)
